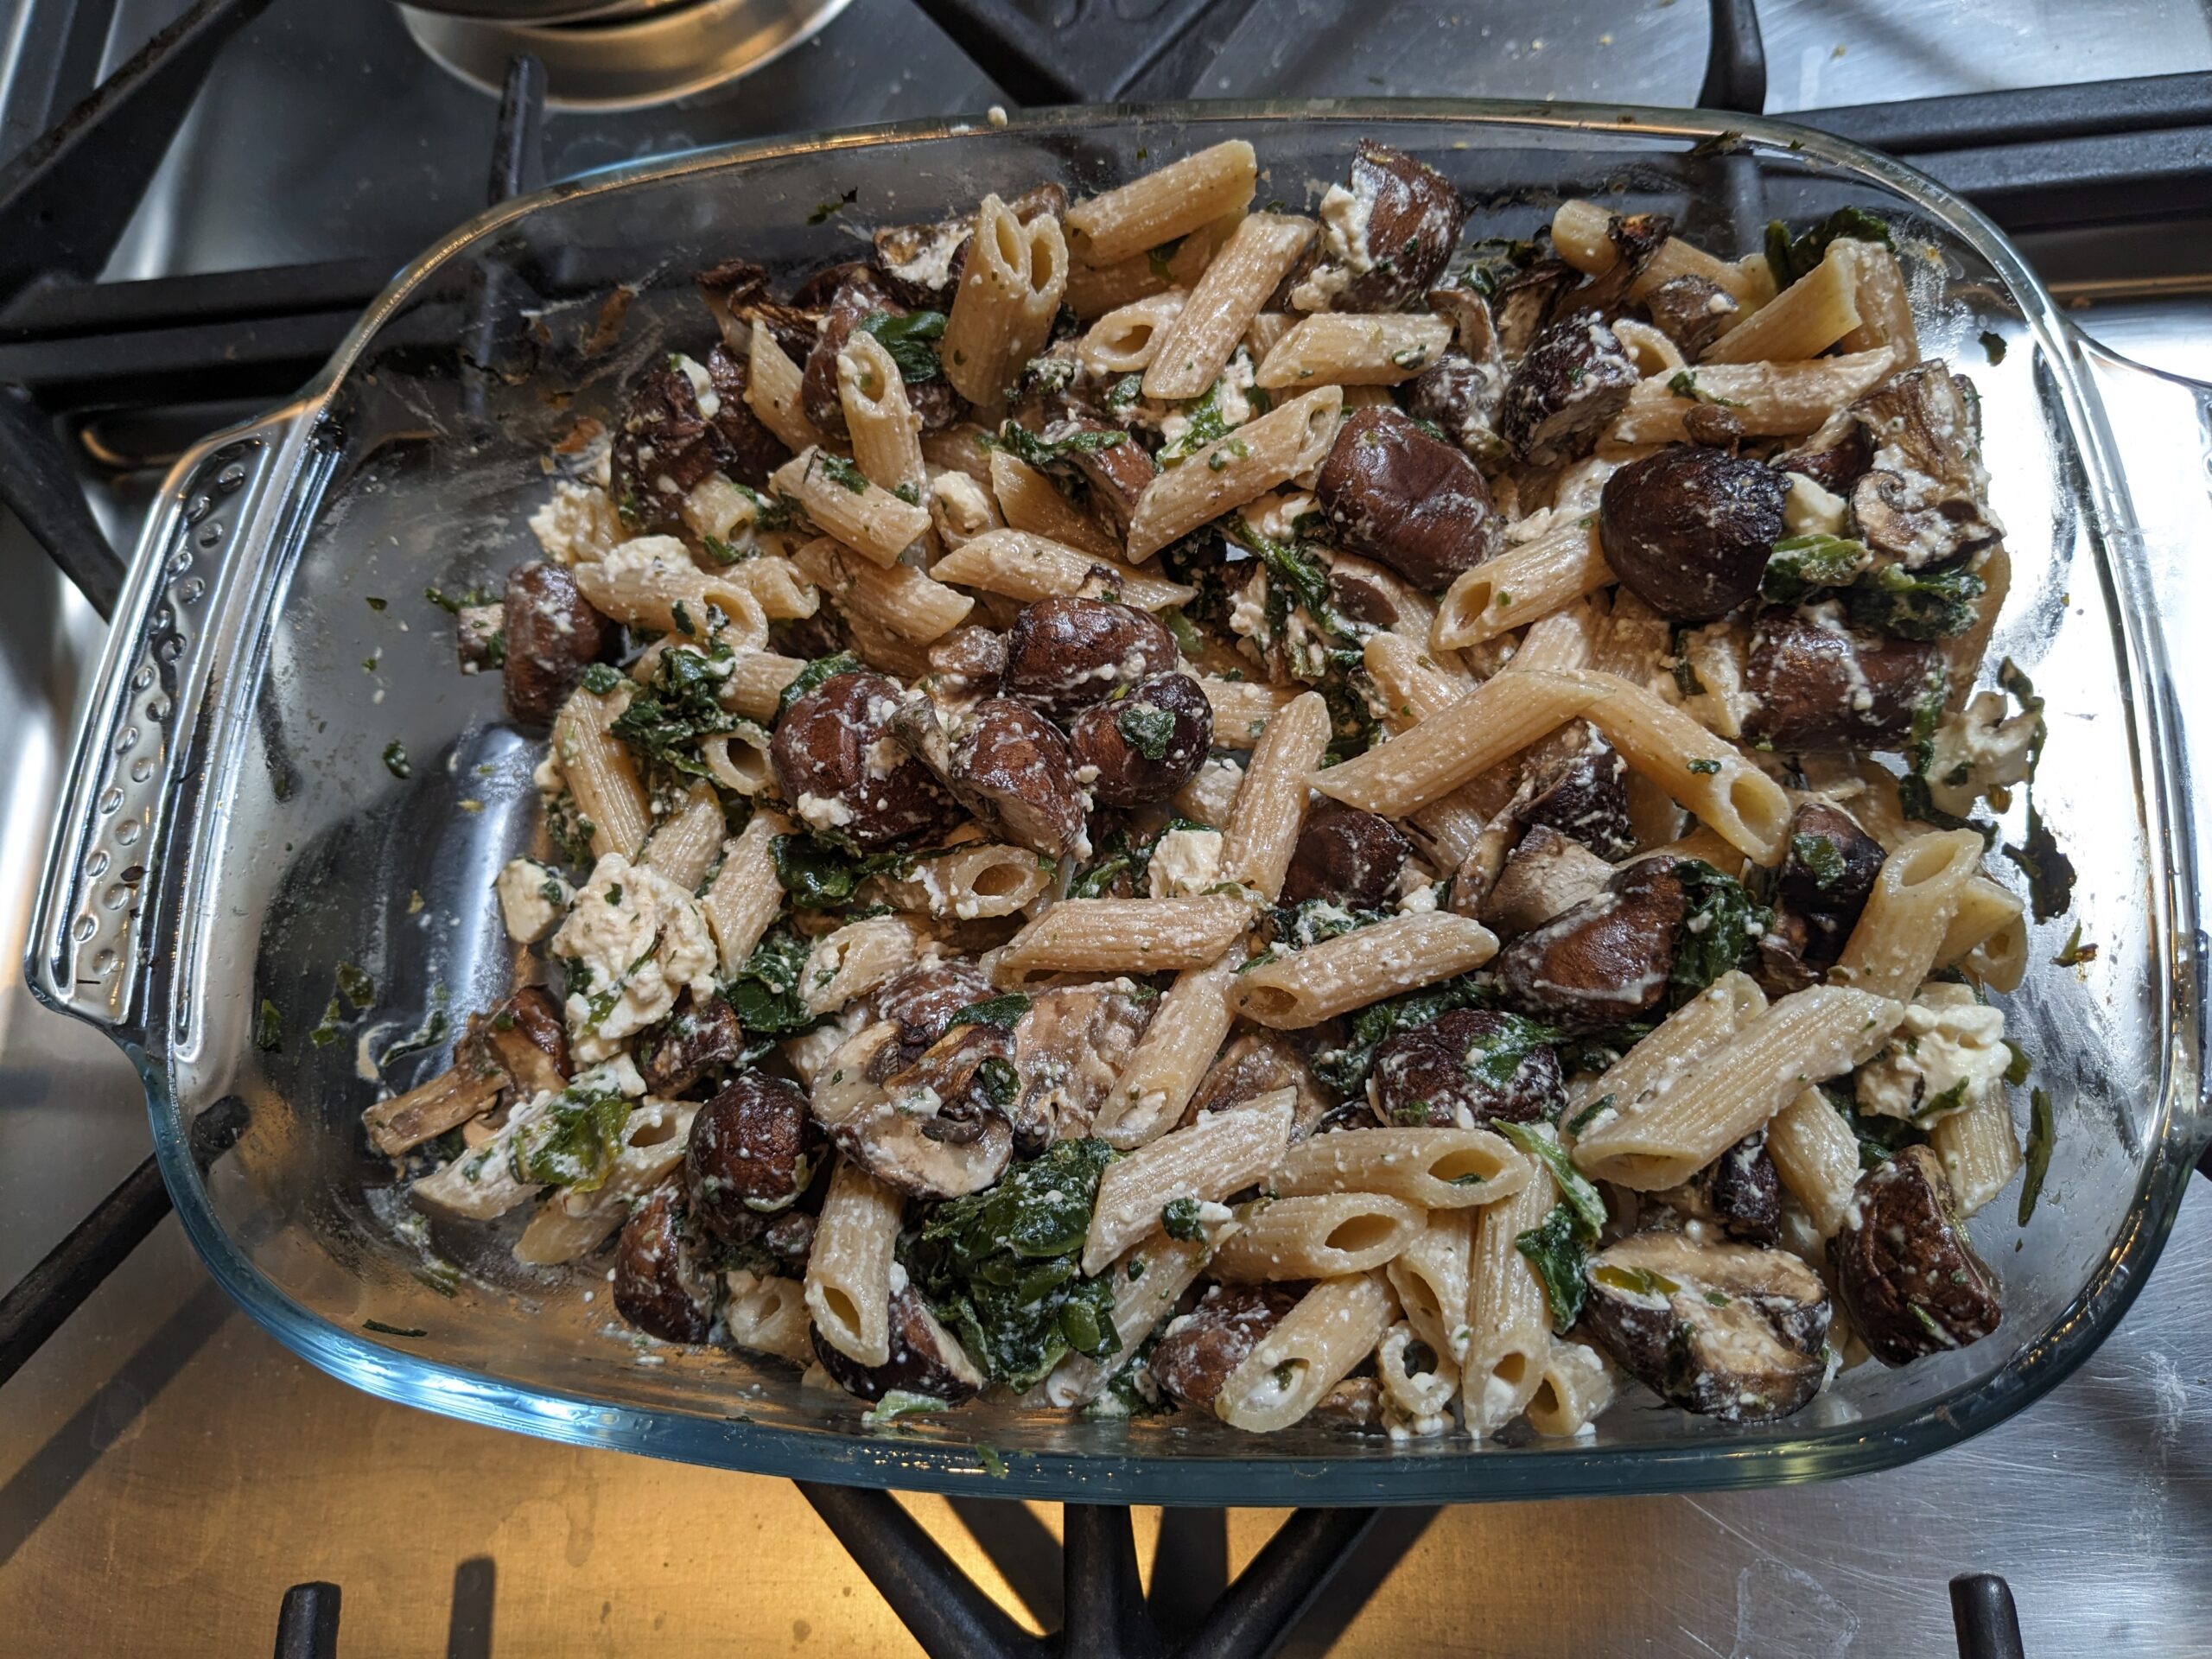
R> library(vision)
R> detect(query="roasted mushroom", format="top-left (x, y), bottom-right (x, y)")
top-left (1040, 416), bottom-right (1156, 537)
top-left (613, 1179), bottom-right (719, 1344)
top-left (1642, 274), bottom-right (1740, 363)
top-left (1847, 364), bottom-right (2002, 570)
top-left (1066, 672), bottom-right (1213, 809)
top-left (1830, 1144), bottom-right (2002, 1366)
top-left (1740, 607), bottom-right (1943, 751)
top-left (1369, 1008), bottom-right (1564, 1128)
top-left (1581, 1230), bottom-right (1831, 1422)
top-left (800, 270), bottom-right (957, 437)
top-left (1314, 406), bottom-right (1502, 588)
top-left (771, 670), bottom-right (961, 848)
top-left (701, 342), bottom-right (791, 484)
top-left (361, 987), bottom-right (569, 1155)
top-left (639, 993), bottom-right (746, 1097)
top-left (813, 1287), bottom-right (987, 1404)
top-left (1648, 1131), bottom-right (1783, 1245)
top-left (1598, 447), bottom-right (1789, 623)
top-left (1150, 1283), bottom-right (1303, 1408)
top-left (1006, 983), bottom-right (1156, 1153)
top-left (999, 596), bottom-right (1178, 722)
top-left (1407, 286), bottom-right (1509, 461)
top-left (873, 957), bottom-right (996, 1052)
top-left (1478, 823), bottom-right (1612, 939)
top-left (1494, 859), bottom-right (1688, 1030)
top-left (1295, 142), bottom-right (1464, 313)
top-left (686, 1074), bottom-right (821, 1240)
top-left (925, 625), bottom-right (1007, 693)
top-left (1497, 312), bottom-right (1639, 467)
top-left (1758, 802), bottom-right (1885, 990)
top-left (1516, 728), bottom-right (1636, 860)
top-left (607, 358), bottom-right (724, 532)
top-left (810, 1020), bottom-right (1017, 1198)
top-left (1281, 799), bottom-right (1414, 911)
top-left (501, 560), bottom-right (613, 725)
top-left (946, 697), bottom-right (1088, 857)
top-left (1774, 410), bottom-right (1873, 494)
top-left (1491, 257), bottom-right (1580, 359)
top-left (1573, 211), bottom-right (1675, 315)
top-left (1187, 1031), bottom-right (1333, 1134)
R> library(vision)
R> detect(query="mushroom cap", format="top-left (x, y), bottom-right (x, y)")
top-left (1831, 1144), bottom-right (2002, 1366)
top-left (1315, 405), bottom-right (1502, 589)
top-left (1598, 446), bottom-right (1789, 623)
top-left (1067, 672), bottom-right (1214, 810)
top-left (1000, 596), bottom-right (1179, 723)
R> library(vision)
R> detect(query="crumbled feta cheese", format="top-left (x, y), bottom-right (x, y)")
top-left (1677, 620), bottom-right (1759, 740)
top-left (1855, 982), bottom-right (2010, 1124)
top-left (672, 352), bottom-right (718, 420)
top-left (495, 857), bottom-right (572, 944)
top-left (550, 853), bottom-right (717, 1064)
top-left (796, 791), bottom-right (855, 832)
top-left (1147, 826), bottom-right (1224, 898)
top-left (1289, 179), bottom-right (1379, 311)
top-left (1395, 881), bottom-right (1440, 915)
top-left (1782, 472), bottom-right (1848, 537)
top-left (928, 470), bottom-right (999, 548)
top-left (529, 480), bottom-right (623, 564)
top-left (1922, 689), bottom-right (2040, 817)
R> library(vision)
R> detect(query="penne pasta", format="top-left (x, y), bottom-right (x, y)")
top-left (1123, 386), bottom-right (1344, 558)
top-left (1217, 690), bottom-right (1330, 900)
top-left (791, 535), bottom-right (973, 644)
top-left (1097, 951), bottom-right (1243, 1150)
top-left (931, 528), bottom-right (1196, 611)
top-left (1609, 350), bottom-right (1896, 443)
top-left (1234, 913), bottom-right (1500, 1029)
top-left (1272, 1127), bottom-right (1529, 1211)
top-left (1065, 139), bottom-right (1257, 266)
top-left (1832, 830), bottom-right (1987, 999)
top-left (776, 448), bottom-right (931, 568)
top-left (553, 683), bottom-right (652, 861)
top-left (1211, 1192), bottom-right (1425, 1281)
top-left (1144, 213), bottom-right (1315, 399)
top-left (990, 896), bottom-right (1251, 986)
top-left (1214, 1271), bottom-right (1397, 1433)
top-left (701, 810), bottom-right (790, 975)
top-left (1431, 516), bottom-right (1612, 650)
top-left (1083, 1090), bottom-right (1294, 1274)
top-left (942, 194), bottom-right (1068, 407)
top-left (1255, 312), bottom-right (1453, 389)
top-left (837, 329), bottom-right (926, 494)
top-left (988, 449), bottom-right (1123, 561)
top-left (804, 1158), bottom-right (905, 1368)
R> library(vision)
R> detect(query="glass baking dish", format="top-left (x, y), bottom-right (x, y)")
top-left (28, 101), bottom-right (2209, 1506)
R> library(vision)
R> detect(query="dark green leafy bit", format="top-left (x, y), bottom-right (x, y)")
top-left (365, 596), bottom-right (388, 612)
top-left (2003, 1040), bottom-right (2032, 1088)
top-left (1458, 234), bottom-right (1544, 300)
top-left (777, 651), bottom-right (865, 718)
top-left (900, 1138), bottom-right (1122, 1389)
top-left (2018, 1087), bottom-right (2056, 1224)
top-left (423, 584), bottom-right (496, 614)
top-left (815, 453), bottom-right (872, 495)
top-left (947, 994), bottom-right (1033, 1030)
top-left (255, 998), bottom-right (283, 1052)
top-left (382, 741), bottom-right (411, 779)
top-left (1764, 207), bottom-right (1892, 289)
top-left (1068, 818), bottom-right (1209, 900)
top-left (1552, 1025), bottom-right (1655, 1077)
top-left (1515, 1202), bottom-right (1590, 1331)
top-left (2000, 803), bottom-right (2076, 923)
top-left (308, 997), bottom-right (344, 1048)
top-left (1827, 1084), bottom-right (1927, 1172)
top-left (721, 927), bottom-right (825, 1036)
top-left (611, 646), bottom-right (741, 780)
top-left (1116, 701), bottom-right (1177, 760)
top-left (1666, 370), bottom-right (1745, 408)
top-left (1669, 861), bottom-right (1772, 1008)
top-left (1792, 833), bottom-right (1849, 892)
top-left (363, 1319), bottom-right (428, 1338)
top-left (1465, 1012), bottom-right (1567, 1094)
top-left (1760, 533), bottom-right (1874, 604)
top-left (336, 962), bottom-right (376, 1009)
top-left (2051, 923), bottom-right (2097, 967)
top-left (986, 421), bottom-right (1128, 493)
top-left (807, 187), bottom-right (858, 226)
top-left (510, 1080), bottom-right (632, 1192)
top-left (1565, 1094), bottom-right (1616, 1136)
top-left (1844, 561), bottom-right (1986, 641)
top-left (1160, 1197), bottom-right (1205, 1240)
top-left (857, 308), bottom-right (949, 384)
top-left (975, 1057), bottom-right (1020, 1109)
top-left (1104, 372), bottom-right (1145, 412)
top-left (1979, 330), bottom-right (2008, 365)
top-left (1497, 1121), bottom-right (1608, 1238)
top-left (771, 832), bottom-right (926, 909)
top-left (1266, 897), bottom-right (1389, 951)
top-left (1146, 234), bottom-right (1187, 282)
top-left (1309, 976), bottom-right (1491, 1096)
top-left (1899, 678), bottom-right (1981, 831)
top-left (580, 662), bottom-right (625, 696)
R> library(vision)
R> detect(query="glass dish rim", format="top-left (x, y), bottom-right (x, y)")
top-left (118, 95), bottom-right (2207, 1505)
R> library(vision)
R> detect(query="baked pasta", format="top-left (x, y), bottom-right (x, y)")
top-left (374, 138), bottom-right (2056, 1442)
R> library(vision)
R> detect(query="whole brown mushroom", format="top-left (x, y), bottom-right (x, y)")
top-left (1150, 1283), bottom-right (1304, 1408)
top-left (1741, 608), bottom-right (1943, 751)
top-left (1497, 312), bottom-right (1639, 467)
top-left (1831, 1144), bottom-right (2002, 1366)
top-left (685, 1074), bottom-right (821, 1241)
top-left (501, 561), bottom-right (613, 725)
top-left (1301, 143), bottom-right (1465, 313)
top-left (1370, 1007), bottom-right (1564, 1129)
top-left (1314, 406), bottom-right (1503, 589)
top-left (771, 670), bottom-right (961, 848)
top-left (999, 596), bottom-right (1178, 723)
top-left (1598, 447), bottom-right (1789, 623)
top-left (1281, 800), bottom-right (1414, 911)
top-left (948, 697), bottom-right (1089, 857)
top-left (1066, 672), bottom-right (1213, 808)
top-left (613, 1179), bottom-right (719, 1344)
top-left (1494, 859), bottom-right (1690, 1031)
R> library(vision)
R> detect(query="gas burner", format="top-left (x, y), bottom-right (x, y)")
top-left (397, 0), bottom-right (854, 110)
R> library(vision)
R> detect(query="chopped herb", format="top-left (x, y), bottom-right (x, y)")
top-left (1686, 758), bottom-right (1721, 776)
top-left (1105, 372), bottom-right (1145, 412)
top-left (365, 596), bottom-right (387, 612)
top-left (2051, 923), bottom-right (2098, 967)
top-left (986, 420), bottom-right (1128, 479)
top-left (893, 481), bottom-right (921, 506)
top-left (611, 646), bottom-right (741, 780)
top-left (1565, 1094), bottom-right (1616, 1135)
top-left (2002, 1039), bottom-right (2032, 1088)
top-left (382, 741), bottom-right (411, 779)
top-left (1702, 1290), bottom-right (1732, 1308)
top-left (806, 187), bottom-right (859, 226)
top-left (336, 962), bottom-right (375, 1009)
top-left (1759, 533), bottom-right (1874, 604)
top-left (1792, 832), bottom-right (1848, 891)
top-left (974, 1057), bottom-right (1020, 1109)
top-left (1764, 206), bottom-right (1892, 289)
top-left (856, 308), bottom-right (950, 384)
top-left (1666, 370), bottom-right (1744, 408)
top-left (1116, 700), bottom-right (1177, 760)
top-left (254, 998), bottom-right (283, 1052)
top-left (722, 927), bottom-right (826, 1036)
top-left (947, 994), bottom-right (1032, 1030)
top-left (2000, 801), bottom-right (2077, 923)
top-left (771, 833), bottom-right (927, 909)
top-left (510, 1078), bottom-right (632, 1192)
top-left (308, 997), bottom-right (344, 1048)
top-left (1669, 861), bottom-right (1772, 1008)
top-left (977, 1444), bottom-right (1009, 1478)
top-left (1498, 1121), bottom-right (1609, 1239)
top-left (580, 662), bottom-right (624, 696)
top-left (363, 1320), bottom-right (427, 1338)
top-left (1514, 1202), bottom-right (1590, 1331)
top-left (1160, 1197), bottom-right (1205, 1240)
top-left (778, 650), bottom-right (864, 717)
top-left (1145, 234), bottom-right (1187, 281)
top-left (815, 453), bottom-right (872, 495)
top-left (423, 584), bottom-right (495, 614)
top-left (1844, 560), bottom-right (1987, 641)
top-left (2018, 1088), bottom-right (2056, 1224)
top-left (1160, 607), bottom-right (1207, 658)
top-left (900, 1138), bottom-right (1122, 1389)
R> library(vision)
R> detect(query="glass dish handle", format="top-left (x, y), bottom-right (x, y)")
top-left (26, 404), bottom-right (312, 1039)
top-left (2075, 329), bottom-right (2212, 1153)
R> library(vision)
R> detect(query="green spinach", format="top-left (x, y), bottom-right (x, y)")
top-left (856, 308), bottom-right (949, 384)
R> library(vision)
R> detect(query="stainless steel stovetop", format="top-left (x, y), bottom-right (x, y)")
top-left (2, 1), bottom-right (2209, 1652)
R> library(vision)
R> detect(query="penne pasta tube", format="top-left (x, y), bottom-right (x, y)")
top-left (718, 650), bottom-right (806, 721)
top-left (871, 842), bottom-right (1049, 921)
top-left (1571, 985), bottom-right (1904, 1191)
top-left (1083, 1090), bottom-right (1294, 1274)
top-left (1464, 1166), bottom-right (1555, 1433)
top-left (1066, 139), bottom-right (1258, 266)
top-left (1078, 289), bottom-right (1188, 375)
top-left (1936, 873), bottom-right (2028, 994)
top-left (553, 683), bottom-right (652, 861)
top-left (1609, 350), bottom-right (1895, 443)
top-left (1525, 1338), bottom-right (1618, 1438)
top-left (1065, 211), bottom-right (1242, 318)
top-left (1234, 913), bottom-right (1500, 1029)
top-left (1039, 1233), bottom-right (1217, 1408)
top-left (569, 536), bottom-right (771, 647)
top-left (777, 448), bottom-right (931, 568)
top-left (1701, 240), bottom-right (1862, 365)
top-left (1930, 1093), bottom-right (2023, 1219)
top-left (837, 329), bottom-right (926, 494)
top-left (1832, 239), bottom-right (1919, 366)
top-left (1211, 1192), bottom-right (1425, 1281)
top-left (1832, 830), bottom-right (1987, 999)
top-left (1214, 1271), bottom-right (1397, 1433)
top-left (1766, 1085), bottom-right (1862, 1240)
top-left (1254, 312), bottom-right (1452, 389)
top-left (1144, 212), bottom-right (1315, 399)
top-left (990, 896), bottom-right (1251, 986)
top-left (513, 1098), bottom-right (697, 1266)
top-left (1549, 198), bottom-right (1761, 305)
top-left (747, 324), bottom-right (836, 454)
top-left (942, 194), bottom-right (1068, 407)
top-left (722, 1270), bottom-right (814, 1365)
top-left (1387, 1210), bottom-right (1474, 1365)
top-left (800, 915), bottom-right (925, 1017)
top-left (988, 449), bottom-right (1122, 560)
top-left (1123, 386), bottom-right (1344, 558)
top-left (1563, 669), bottom-right (1793, 865)
top-left (639, 783), bottom-right (723, 891)
top-left (1097, 951), bottom-right (1243, 1150)
top-left (804, 1159), bottom-right (904, 1368)
top-left (1431, 516), bottom-right (1612, 649)
top-left (1198, 677), bottom-right (1301, 748)
top-left (931, 527), bottom-right (1196, 611)
top-left (1272, 1127), bottom-right (1529, 1211)
top-left (1218, 690), bottom-right (1330, 899)
top-left (1567, 970), bottom-right (1767, 1114)
top-left (1306, 668), bottom-right (1604, 819)
top-left (701, 810), bottom-right (790, 975)
top-left (791, 535), bottom-right (973, 644)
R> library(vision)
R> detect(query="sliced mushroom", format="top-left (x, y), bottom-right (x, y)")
top-left (1757, 802), bottom-right (1885, 991)
top-left (361, 988), bottom-right (567, 1155)
top-left (1847, 363), bottom-right (2002, 570)
top-left (1042, 416), bottom-right (1156, 537)
top-left (1516, 728), bottom-right (1636, 860)
top-left (1478, 823), bottom-right (1613, 939)
top-left (502, 560), bottom-right (613, 725)
top-left (1187, 1031), bottom-right (1334, 1135)
top-left (1647, 1131), bottom-right (1783, 1245)
top-left (686, 1073), bottom-right (821, 1239)
top-left (1774, 410), bottom-right (1874, 495)
top-left (814, 1020), bottom-right (1017, 1199)
top-left (945, 697), bottom-right (1087, 857)
top-left (771, 670), bottom-right (961, 848)
top-left (608, 358), bottom-right (725, 532)
top-left (873, 957), bottom-right (995, 1052)
top-left (613, 1179), bottom-right (720, 1344)
top-left (1643, 274), bottom-right (1740, 363)
top-left (1007, 983), bottom-right (1156, 1154)
top-left (1598, 446), bottom-right (1789, 623)
top-left (1300, 142), bottom-right (1464, 313)
top-left (1151, 1284), bottom-right (1303, 1408)
top-left (1000, 596), bottom-right (1178, 722)
top-left (1497, 311), bottom-right (1639, 467)
top-left (702, 342), bottom-right (792, 485)
top-left (1573, 211), bottom-right (1675, 315)
top-left (1831, 1143), bottom-right (2002, 1366)
top-left (1740, 607), bottom-right (1943, 752)
top-left (1066, 672), bottom-right (1213, 809)
top-left (1281, 799), bottom-right (1414, 911)
top-left (483, 986), bottom-right (571, 1098)
top-left (1408, 286), bottom-right (1510, 461)
top-left (1491, 257), bottom-right (1580, 360)
top-left (1369, 1007), bottom-right (1565, 1129)
top-left (1494, 859), bottom-right (1688, 1030)
top-left (1581, 1230), bottom-right (1830, 1422)
top-left (639, 992), bottom-right (745, 1097)
top-left (1314, 405), bottom-right (1502, 589)
top-left (813, 1287), bottom-right (987, 1404)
